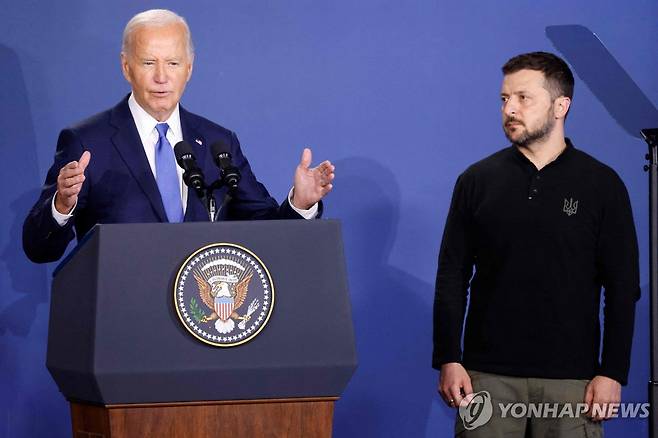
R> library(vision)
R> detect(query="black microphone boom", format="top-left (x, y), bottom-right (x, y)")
top-left (173, 141), bottom-right (206, 198)
top-left (210, 140), bottom-right (241, 191)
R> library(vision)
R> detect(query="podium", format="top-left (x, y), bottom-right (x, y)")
top-left (46, 220), bottom-right (357, 438)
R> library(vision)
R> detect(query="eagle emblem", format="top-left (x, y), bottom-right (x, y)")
top-left (174, 243), bottom-right (274, 347)
top-left (194, 270), bottom-right (255, 333)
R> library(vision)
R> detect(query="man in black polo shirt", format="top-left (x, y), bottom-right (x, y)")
top-left (433, 52), bottom-right (640, 437)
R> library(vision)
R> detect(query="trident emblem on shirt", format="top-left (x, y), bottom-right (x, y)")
top-left (563, 198), bottom-right (578, 216)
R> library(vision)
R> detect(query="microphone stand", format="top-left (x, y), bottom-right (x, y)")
top-left (215, 192), bottom-right (233, 221)
top-left (181, 158), bottom-right (240, 223)
top-left (202, 180), bottom-right (221, 223)
top-left (207, 194), bottom-right (217, 223)
top-left (642, 128), bottom-right (658, 438)
top-left (202, 179), bottom-right (234, 223)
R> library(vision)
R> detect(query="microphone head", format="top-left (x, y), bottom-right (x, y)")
top-left (210, 140), bottom-right (233, 169)
top-left (210, 140), bottom-right (240, 190)
top-left (174, 141), bottom-right (196, 164)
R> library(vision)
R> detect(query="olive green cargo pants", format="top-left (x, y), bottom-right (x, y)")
top-left (455, 370), bottom-right (603, 438)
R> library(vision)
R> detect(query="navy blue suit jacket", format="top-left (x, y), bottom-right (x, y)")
top-left (23, 96), bottom-right (314, 263)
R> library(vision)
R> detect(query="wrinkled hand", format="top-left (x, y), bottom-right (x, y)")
top-left (439, 362), bottom-right (473, 408)
top-left (291, 148), bottom-right (335, 210)
top-left (584, 375), bottom-right (621, 421)
top-left (55, 151), bottom-right (91, 214)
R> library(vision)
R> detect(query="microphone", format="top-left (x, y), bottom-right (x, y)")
top-left (210, 140), bottom-right (241, 191)
top-left (173, 141), bottom-right (206, 197)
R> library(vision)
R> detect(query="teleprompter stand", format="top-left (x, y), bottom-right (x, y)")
top-left (642, 129), bottom-right (658, 438)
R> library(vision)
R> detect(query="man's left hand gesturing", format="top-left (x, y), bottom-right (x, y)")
top-left (291, 148), bottom-right (335, 210)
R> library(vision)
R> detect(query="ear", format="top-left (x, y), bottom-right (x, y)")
top-left (186, 55), bottom-right (194, 83)
top-left (120, 52), bottom-right (131, 84)
top-left (554, 96), bottom-right (571, 119)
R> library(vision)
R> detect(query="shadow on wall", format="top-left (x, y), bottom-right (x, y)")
top-left (0, 44), bottom-right (67, 437)
top-left (328, 157), bottom-right (439, 437)
top-left (0, 190), bottom-right (49, 336)
top-left (0, 44), bottom-right (49, 337)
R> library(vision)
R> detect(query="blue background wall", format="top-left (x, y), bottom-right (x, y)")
top-left (1, 1), bottom-right (656, 437)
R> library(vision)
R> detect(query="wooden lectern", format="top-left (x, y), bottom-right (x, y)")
top-left (47, 220), bottom-right (357, 438)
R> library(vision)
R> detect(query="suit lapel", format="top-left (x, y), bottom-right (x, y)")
top-left (180, 105), bottom-right (208, 221)
top-left (109, 96), bottom-right (168, 222)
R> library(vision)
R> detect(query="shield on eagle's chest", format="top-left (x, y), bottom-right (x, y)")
top-left (215, 296), bottom-right (234, 321)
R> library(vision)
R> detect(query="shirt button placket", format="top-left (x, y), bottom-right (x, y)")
top-left (528, 173), bottom-right (541, 200)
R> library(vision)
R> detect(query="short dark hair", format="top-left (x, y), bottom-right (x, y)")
top-left (502, 52), bottom-right (574, 101)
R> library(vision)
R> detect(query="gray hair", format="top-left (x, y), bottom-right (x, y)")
top-left (121, 9), bottom-right (194, 59)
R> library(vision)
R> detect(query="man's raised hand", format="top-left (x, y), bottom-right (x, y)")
top-left (55, 151), bottom-right (91, 214)
top-left (291, 148), bottom-right (335, 210)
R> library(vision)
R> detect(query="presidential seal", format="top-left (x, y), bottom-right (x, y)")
top-left (174, 243), bottom-right (274, 347)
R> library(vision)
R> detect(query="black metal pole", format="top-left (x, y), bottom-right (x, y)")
top-left (641, 128), bottom-right (658, 438)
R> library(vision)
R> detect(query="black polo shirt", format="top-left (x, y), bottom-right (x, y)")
top-left (432, 139), bottom-right (640, 385)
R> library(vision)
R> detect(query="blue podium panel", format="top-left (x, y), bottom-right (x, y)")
top-left (47, 220), bottom-right (357, 404)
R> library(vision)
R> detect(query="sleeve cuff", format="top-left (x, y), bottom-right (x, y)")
top-left (51, 192), bottom-right (76, 226)
top-left (597, 366), bottom-right (628, 386)
top-left (288, 187), bottom-right (318, 219)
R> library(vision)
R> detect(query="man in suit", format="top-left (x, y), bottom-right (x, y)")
top-left (23, 9), bottom-right (334, 263)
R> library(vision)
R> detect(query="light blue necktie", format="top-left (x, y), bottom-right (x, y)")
top-left (155, 123), bottom-right (183, 223)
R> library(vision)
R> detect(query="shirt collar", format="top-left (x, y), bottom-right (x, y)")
top-left (509, 137), bottom-right (575, 168)
top-left (555, 137), bottom-right (575, 163)
top-left (128, 93), bottom-right (182, 140)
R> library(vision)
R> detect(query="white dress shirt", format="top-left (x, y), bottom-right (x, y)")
top-left (52, 94), bottom-right (317, 224)
top-left (128, 94), bottom-right (188, 211)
